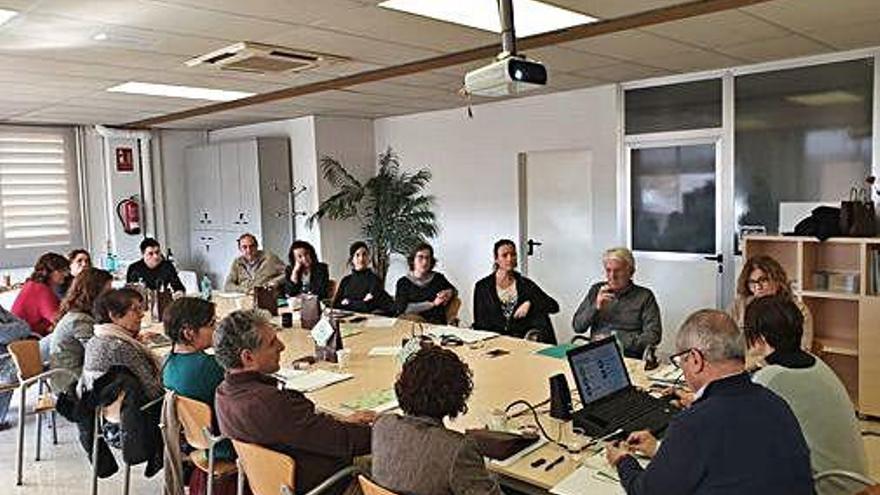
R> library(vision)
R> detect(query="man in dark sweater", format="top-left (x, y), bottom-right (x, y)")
top-left (125, 237), bottom-right (184, 293)
top-left (605, 309), bottom-right (814, 495)
top-left (213, 309), bottom-right (374, 495)
top-left (572, 247), bottom-right (661, 359)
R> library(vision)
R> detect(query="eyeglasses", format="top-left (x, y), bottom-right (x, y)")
top-left (669, 348), bottom-right (702, 369)
top-left (747, 276), bottom-right (770, 288)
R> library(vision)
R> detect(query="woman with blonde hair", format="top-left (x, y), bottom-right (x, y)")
top-left (730, 255), bottom-right (813, 353)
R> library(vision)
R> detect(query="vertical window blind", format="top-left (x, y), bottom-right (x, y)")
top-left (0, 128), bottom-right (79, 265)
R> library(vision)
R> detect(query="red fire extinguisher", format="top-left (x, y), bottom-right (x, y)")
top-left (116, 196), bottom-right (141, 235)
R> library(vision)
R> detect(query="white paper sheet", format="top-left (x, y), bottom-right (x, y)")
top-left (368, 346), bottom-right (402, 356)
top-left (551, 452), bottom-right (648, 495)
top-left (364, 317), bottom-right (398, 328)
top-left (425, 326), bottom-right (499, 344)
top-left (646, 365), bottom-right (682, 384)
top-left (550, 465), bottom-right (624, 495)
top-left (277, 369), bottom-right (353, 393)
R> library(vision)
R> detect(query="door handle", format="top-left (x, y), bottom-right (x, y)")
top-left (704, 253), bottom-right (723, 274)
top-left (526, 239), bottom-right (543, 256)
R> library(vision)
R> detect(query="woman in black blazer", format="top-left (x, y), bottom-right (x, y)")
top-left (473, 239), bottom-right (559, 344)
top-left (280, 240), bottom-right (330, 299)
top-left (394, 242), bottom-right (457, 325)
top-left (333, 241), bottom-right (393, 315)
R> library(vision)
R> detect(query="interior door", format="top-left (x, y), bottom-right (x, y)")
top-left (625, 136), bottom-right (731, 354)
top-left (519, 149), bottom-right (592, 344)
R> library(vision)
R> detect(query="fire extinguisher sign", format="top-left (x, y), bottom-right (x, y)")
top-left (115, 147), bottom-right (134, 172)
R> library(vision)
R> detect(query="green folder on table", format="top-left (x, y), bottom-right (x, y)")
top-left (534, 343), bottom-right (578, 359)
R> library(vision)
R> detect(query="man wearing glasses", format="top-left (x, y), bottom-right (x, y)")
top-left (604, 309), bottom-right (814, 495)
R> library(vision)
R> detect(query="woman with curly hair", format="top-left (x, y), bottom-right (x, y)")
top-left (371, 346), bottom-right (502, 495)
top-left (11, 252), bottom-right (69, 336)
top-left (730, 255), bottom-right (813, 354)
top-left (49, 267), bottom-right (113, 391)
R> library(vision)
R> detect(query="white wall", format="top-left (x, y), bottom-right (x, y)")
top-left (374, 85), bottom-right (621, 343)
top-left (313, 117), bottom-right (376, 277)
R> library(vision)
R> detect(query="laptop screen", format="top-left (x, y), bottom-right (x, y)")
top-left (567, 337), bottom-right (631, 405)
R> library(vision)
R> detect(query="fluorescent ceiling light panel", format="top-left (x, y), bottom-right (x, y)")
top-left (786, 90), bottom-right (863, 107)
top-left (378, 0), bottom-right (596, 37)
top-left (107, 82), bottom-right (255, 101)
top-left (0, 9), bottom-right (18, 26)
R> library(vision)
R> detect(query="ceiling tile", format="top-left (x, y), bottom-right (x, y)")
top-left (306, 4), bottom-right (497, 53)
top-left (716, 35), bottom-right (833, 63)
top-left (526, 46), bottom-right (624, 72)
top-left (744, 0), bottom-right (880, 33)
top-left (547, 0), bottom-right (691, 19)
top-left (646, 47), bottom-right (745, 72)
top-left (643, 10), bottom-right (790, 48)
top-left (803, 20), bottom-right (880, 51)
top-left (559, 30), bottom-right (696, 65)
top-left (575, 63), bottom-right (672, 83)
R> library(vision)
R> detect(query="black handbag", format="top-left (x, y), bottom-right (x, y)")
top-left (840, 186), bottom-right (877, 237)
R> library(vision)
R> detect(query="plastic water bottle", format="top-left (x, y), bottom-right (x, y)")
top-left (200, 275), bottom-right (213, 301)
top-left (104, 241), bottom-right (118, 273)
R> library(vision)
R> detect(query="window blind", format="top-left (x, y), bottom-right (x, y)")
top-left (0, 131), bottom-right (74, 250)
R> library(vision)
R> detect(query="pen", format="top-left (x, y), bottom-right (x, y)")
top-left (544, 455), bottom-right (565, 471)
top-left (586, 428), bottom-right (624, 448)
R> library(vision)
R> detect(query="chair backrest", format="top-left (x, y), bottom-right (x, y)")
top-left (175, 395), bottom-right (213, 450)
top-left (445, 296), bottom-right (462, 325)
top-left (327, 279), bottom-right (338, 302)
top-left (358, 475), bottom-right (399, 495)
top-left (232, 439), bottom-right (295, 495)
top-left (7, 340), bottom-right (42, 380)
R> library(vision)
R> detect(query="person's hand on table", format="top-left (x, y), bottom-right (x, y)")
top-left (604, 440), bottom-right (632, 467)
top-left (625, 430), bottom-right (658, 458)
top-left (345, 410), bottom-right (377, 425)
top-left (513, 301), bottom-right (531, 319)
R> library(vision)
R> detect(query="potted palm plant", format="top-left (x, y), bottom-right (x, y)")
top-left (309, 148), bottom-right (438, 281)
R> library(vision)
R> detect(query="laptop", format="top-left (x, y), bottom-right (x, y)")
top-left (566, 336), bottom-right (679, 438)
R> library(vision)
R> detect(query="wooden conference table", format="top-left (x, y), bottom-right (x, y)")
top-left (150, 294), bottom-right (659, 494)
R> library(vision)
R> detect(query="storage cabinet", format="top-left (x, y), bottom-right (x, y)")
top-left (744, 235), bottom-right (880, 417)
top-left (185, 145), bottom-right (221, 230)
top-left (186, 138), bottom-right (291, 287)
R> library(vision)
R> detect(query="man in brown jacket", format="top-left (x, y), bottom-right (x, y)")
top-left (223, 233), bottom-right (285, 293)
top-left (213, 309), bottom-right (374, 494)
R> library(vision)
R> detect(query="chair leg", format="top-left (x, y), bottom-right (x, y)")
top-left (51, 410), bottom-right (58, 445)
top-left (207, 446), bottom-right (215, 495)
top-left (15, 385), bottom-right (26, 486)
top-left (122, 463), bottom-right (131, 495)
top-left (35, 409), bottom-right (43, 461)
top-left (236, 459), bottom-right (244, 495)
top-left (35, 379), bottom-right (45, 460)
top-left (91, 409), bottom-right (100, 495)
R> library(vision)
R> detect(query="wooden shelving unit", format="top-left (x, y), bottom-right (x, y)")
top-left (744, 235), bottom-right (880, 417)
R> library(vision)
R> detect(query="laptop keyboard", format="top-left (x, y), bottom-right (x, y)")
top-left (577, 389), bottom-right (676, 436)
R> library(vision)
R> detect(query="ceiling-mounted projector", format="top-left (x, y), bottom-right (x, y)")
top-left (463, 0), bottom-right (547, 98)
top-left (464, 55), bottom-right (547, 97)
